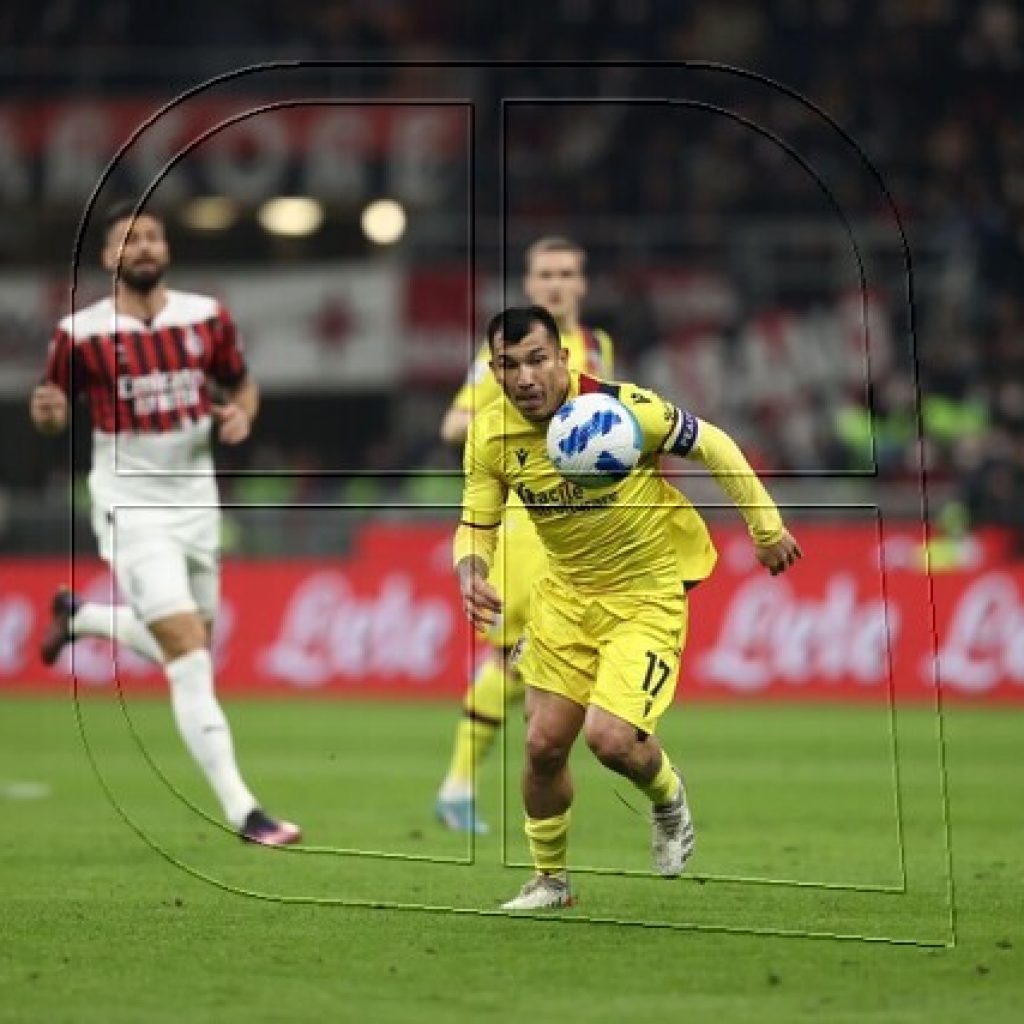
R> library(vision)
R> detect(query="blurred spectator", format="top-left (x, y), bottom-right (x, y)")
top-left (835, 374), bottom-right (917, 477)
top-left (0, 0), bottom-right (1022, 553)
top-left (959, 427), bottom-right (1024, 553)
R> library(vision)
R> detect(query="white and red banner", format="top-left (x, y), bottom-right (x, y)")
top-left (2, 522), bottom-right (1023, 701)
top-left (0, 100), bottom-right (468, 205)
top-left (0, 265), bottom-right (403, 395)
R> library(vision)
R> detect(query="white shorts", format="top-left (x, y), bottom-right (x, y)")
top-left (93, 506), bottom-right (220, 624)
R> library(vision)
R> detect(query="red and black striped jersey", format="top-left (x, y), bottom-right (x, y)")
top-left (44, 290), bottom-right (247, 435)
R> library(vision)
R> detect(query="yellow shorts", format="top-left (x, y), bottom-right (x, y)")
top-left (485, 505), bottom-right (548, 649)
top-left (517, 576), bottom-right (689, 735)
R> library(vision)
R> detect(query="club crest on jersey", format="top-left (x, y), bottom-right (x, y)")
top-left (557, 408), bottom-right (622, 457)
top-left (515, 447), bottom-right (528, 467)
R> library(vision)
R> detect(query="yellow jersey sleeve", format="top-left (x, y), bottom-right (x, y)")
top-left (451, 340), bottom-right (502, 414)
top-left (608, 384), bottom-right (683, 455)
top-left (667, 413), bottom-right (785, 546)
top-left (452, 418), bottom-right (506, 569)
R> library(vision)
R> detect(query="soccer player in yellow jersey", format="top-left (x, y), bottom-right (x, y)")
top-left (436, 238), bottom-right (614, 834)
top-left (454, 307), bottom-right (801, 910)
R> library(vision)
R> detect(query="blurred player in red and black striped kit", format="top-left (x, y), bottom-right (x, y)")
top-left (29, 202), bottom-right (300, 846)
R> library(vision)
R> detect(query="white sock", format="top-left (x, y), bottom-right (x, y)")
top-left (164, 649), bottom-right (257, 828)
top-left (70, 603), bottom-right (166, 664)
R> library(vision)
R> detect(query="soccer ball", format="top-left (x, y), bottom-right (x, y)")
top-left (546, 392), bottom-right (643, 488)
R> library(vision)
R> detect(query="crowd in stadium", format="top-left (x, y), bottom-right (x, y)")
top-left (1, 0), bottom-right (1022, 546)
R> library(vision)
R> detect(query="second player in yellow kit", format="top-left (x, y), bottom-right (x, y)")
top-left (436, 238), bottom-right (613, 834)
top-left (453, 322), bottom-right (613, 650)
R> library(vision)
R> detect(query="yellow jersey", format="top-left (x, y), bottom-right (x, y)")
top-left (455, 371), bottom-right (785, 595)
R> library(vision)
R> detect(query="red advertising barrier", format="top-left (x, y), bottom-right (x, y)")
top-left (2, 522), bottom-right (1023, 701)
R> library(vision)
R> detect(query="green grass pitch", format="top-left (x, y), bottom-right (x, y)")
top-left (0, 694), bottom-right (1021, 1022)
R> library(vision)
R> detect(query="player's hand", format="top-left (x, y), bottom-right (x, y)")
top-left (458, 564), bottom-right (502, 634)
top-left (755, 529), bottom-right (803, 576)
top-left (440, 407), bottom-right (473, 446)
top-left (211, 403), bottom-right (250, 445)
top-left (29, 383), bottom-right (68, 435)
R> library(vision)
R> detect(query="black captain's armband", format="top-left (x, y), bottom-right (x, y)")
top-left (663, 407), bottom-right (699, 457)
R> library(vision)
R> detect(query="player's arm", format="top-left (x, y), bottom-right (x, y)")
top-left (30, 328), bottom-right (74, 435)
top-left (440, 341), bottom-right (502, 446)
top-left (654, 400), bottom-right (801, 576)
top-left (215, 374), bottom-right (259, 445)
top-left (209, 304), bottom-right (256, 445)
top-left (440, 406), bottom-right (473, 445)
top-left (452, 423), bottom-right (507, 632)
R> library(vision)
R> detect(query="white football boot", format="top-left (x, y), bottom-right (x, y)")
top-left (501, 872), bottom-right (574, 910)
top-left (651, 768), bottom-right (696, 877)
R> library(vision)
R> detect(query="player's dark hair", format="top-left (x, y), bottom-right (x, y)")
top-left (486, 306), bottom-right (561, 350)
top-left (101, 201), bottom-right (165, 242)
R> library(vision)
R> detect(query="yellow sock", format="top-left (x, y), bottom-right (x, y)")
top-left (637, 751), bottom-right (679, 807)
top-left (443, 717), bottom-right (499, 791)
top-left (525, 811), bottom-right (571, 874)
top-left (441, 659), bottom-right (506, 792)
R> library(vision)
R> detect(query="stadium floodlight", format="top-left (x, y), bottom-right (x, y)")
top-left (361, 198), bottom-right (407, 245)
top-left (257, 196), bottom-right (324, 237)
top-left (179, 196), bottom-right (241, 232)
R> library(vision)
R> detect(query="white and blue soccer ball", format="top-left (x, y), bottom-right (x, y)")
top-left (546, 392), bottom-right (643, 488)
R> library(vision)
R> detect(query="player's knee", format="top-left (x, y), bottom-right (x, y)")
top-left (583, 720), bottom-right (635, 772)
top-left (524, 724), bottom-right (570, 775)
top-left (149, 613), bottom-right (206, 661)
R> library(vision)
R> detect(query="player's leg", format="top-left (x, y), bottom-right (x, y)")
top-left (501, 577), bottom-right (593, 910)
top-left (41, 504), bottom-right (166, 667)
top-left (501, 687), bottom-right (584, 910)
top-left (436, 510), bottom-right (535, 833)
top-left (522, 686), bottom-right (583, 820)
top-left (437, 645), bottom-right (529, 833)
top-left (138, 571), bottom-right (261, 832)
top-left (436, 646), bottom-right (508, 833)
top-left (583, 702), bottom-right (675, 794)
top-left (583, 704), bottom-right (694, 877)
top-left (583, 591), bottom-right (695, 877)
top-left (113, 540), bottom-right (298, 844)
top-left (39, 587), bottom-right (165, 666)
top-left (181, 548), bottom-right (301, 845)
